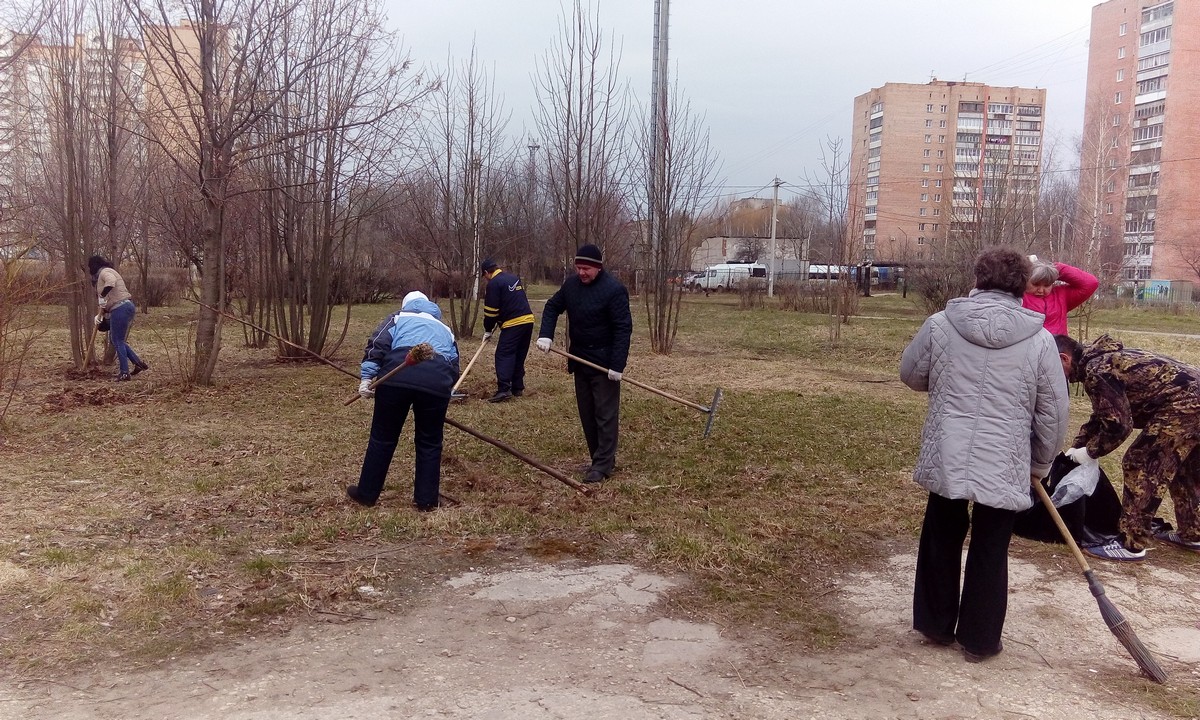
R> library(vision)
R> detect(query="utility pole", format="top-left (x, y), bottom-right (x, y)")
top-left (767, 177), bottom-right (782, 297)
top-left (649, 0), bottom-right (669, 278)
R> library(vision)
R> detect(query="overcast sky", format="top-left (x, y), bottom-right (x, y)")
top-left (381, 0), bottom-right (1099, 204)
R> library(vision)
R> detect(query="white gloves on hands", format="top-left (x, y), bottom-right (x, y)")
top-left (358, 379), bottom-right (375, 399)
top-left (482, 331), bottom-right (492, 341)
top-left (536, 337), bottom-right (552, 353)
top-left (1028, 255), bottom-right (1038, 263)
top-left (1050, 460), bottom-right (1101, 507)
top-left (1064, 446), bottom-right (1097, 467)
top-left (94, 314), bottom-right (103, 327)
top-left (98, 296), bottom-right (108, 308)
top-left (607, 369), bottom-right (622, 382)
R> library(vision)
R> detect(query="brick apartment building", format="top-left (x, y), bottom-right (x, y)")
top-left (849, 81), bottom-right (1046, 265)
top-left (1080, 0), bottom-right (1200, 286)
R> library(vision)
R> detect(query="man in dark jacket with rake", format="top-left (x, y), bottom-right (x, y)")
top-left (537, 244), bottom-right (633, 484)
top-left (480, 259), bottom-right (535, 403)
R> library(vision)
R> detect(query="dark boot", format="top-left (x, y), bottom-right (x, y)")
top-left (487, 390), bottom-right (513, 403)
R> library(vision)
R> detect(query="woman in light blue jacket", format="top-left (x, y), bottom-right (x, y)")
top-left (900, 247), bottom-right (1069, 663)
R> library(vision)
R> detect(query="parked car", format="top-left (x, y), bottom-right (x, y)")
top-left (689, 263), bottom-right (767, 292)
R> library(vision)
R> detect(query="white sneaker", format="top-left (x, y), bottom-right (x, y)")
top-left (1154, 530), bottom-right (1200, 553)
top-left (1082, 539), bottom-right (1146, 562)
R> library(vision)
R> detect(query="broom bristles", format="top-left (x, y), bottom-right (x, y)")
top-left (404, 342), bottom-right (435, 365)
top-left (1085, 571), bottom-right (1168, 683)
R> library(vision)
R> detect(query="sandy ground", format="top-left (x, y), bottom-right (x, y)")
top-left (1, 546), bottom-right (1197, 720)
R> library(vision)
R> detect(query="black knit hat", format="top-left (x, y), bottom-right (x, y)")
top-left (480, 258), bottom-right (498, 274)
top-left (574, 244), bottom-right (603, 268)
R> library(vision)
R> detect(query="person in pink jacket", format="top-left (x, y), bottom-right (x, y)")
top-left (1022, 258), bottom-right (1099, 335)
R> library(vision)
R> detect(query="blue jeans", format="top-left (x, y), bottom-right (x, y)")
top-left (107, 301), bottom-right (144, 375)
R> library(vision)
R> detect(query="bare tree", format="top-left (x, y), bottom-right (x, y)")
top-left (132, 0), bottom-right (350, 384)
top-left (533, 0), bottom-right (630, 278)
top-left (634, 81), bottom-right (720, 353)
top-left (393, 45), bottom-right (512, 337)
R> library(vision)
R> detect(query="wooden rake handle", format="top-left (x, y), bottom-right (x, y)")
top-left (547, 346), bottom-right (709, 413)
top-left (1031, 475), bottom-right (1094, 573)
top-left (343, 357), bottom-right (418, 406)
top-left (451, 335), bottom-right (490, 394)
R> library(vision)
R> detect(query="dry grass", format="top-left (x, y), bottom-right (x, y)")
top-left (1, 291), bottom-right (1198, 709)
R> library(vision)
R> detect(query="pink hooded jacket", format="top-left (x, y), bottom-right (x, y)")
top-left (1021, 262), bottom-right (1099, 335)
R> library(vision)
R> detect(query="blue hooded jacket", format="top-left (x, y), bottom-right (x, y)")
top-left (360, 293), bottom-right (460, 397)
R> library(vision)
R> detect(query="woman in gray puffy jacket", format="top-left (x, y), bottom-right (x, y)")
top-left (900, 247), bottom-right (1070, 663)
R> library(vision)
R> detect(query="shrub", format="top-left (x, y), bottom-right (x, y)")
top-left (127, 267), bottom-right (190, 308)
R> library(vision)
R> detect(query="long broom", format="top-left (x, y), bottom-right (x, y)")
top-left (1031, 477), bottom-right (1168, 683)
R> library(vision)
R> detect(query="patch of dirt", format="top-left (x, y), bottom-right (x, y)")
top-left (42, 386), bottom-right (138, 413)
top-left (2, 548), bottom-right (1196, 719)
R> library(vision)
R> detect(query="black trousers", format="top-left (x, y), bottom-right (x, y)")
top-left (573, 366), bottom-right (621, 476)
top-left (357, 384), bottom-right (449, 508)
top-left (494, 323), bottom-right (532, 394)
top-left (913, 492), bottom-right (1015, 656)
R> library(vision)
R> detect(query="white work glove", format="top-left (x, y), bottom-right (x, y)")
top-left (1050, 460), bottom-right (1101, 507)
top-left (1064, 446), bottom-right (1097, 467)
top-left (482, 331), bottom-right (492, 341)
top-left (536, 337), bottom-right (551, 353)
top-left (607, 369), bottom-right (622, 382)
top-left (98, 296), bottom-right (108, 309)
top-left (94, 313), bottom-right (103, 327)
top-left (358, 379), bottom-right (375, 400)
top-left (1028, 255), bottom-right (1038, 263)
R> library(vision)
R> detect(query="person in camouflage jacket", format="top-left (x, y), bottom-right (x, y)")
top-left (1055, 334), bottom-right (1200, 557)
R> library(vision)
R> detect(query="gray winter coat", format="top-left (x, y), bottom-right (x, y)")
top-left (900, 290), bottom-right (1070, 511)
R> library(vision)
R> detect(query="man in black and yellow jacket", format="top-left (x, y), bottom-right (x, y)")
top-left (481, 259), bottom-right (535, 402)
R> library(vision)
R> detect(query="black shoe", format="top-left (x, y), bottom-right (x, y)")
top-left (414, 502), bottom-right (439, 512)
top-left (918, 630), bottom-right (955, 646)
top-left (962, 643), bottom-right (1002, 663)
top-left (512, 389), bottom-right (523, 397)
top-left (115, 373), bottom-right (132, 382)
top-left (131, 361), bottom-right (149, 376)
top-left (583, 470), bottom-right (606, 484)
top-left (345, 485), bottom-right (376, 507)
top-left (487, 391), bottom-right (513, 403)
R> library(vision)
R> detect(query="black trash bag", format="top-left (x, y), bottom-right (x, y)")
top-left (96, 317), bottom-right (110, 332)
top-left (1013, 453), bottom-right (1122, 547)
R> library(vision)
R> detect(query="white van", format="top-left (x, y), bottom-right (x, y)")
top-left (689, 263), bottom-right (767, 292)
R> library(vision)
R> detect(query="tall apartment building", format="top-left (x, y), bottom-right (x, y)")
top-left (849, 81), bottom-right (1046, 264)
top-left (1080, 0), bottom-right (1200, 285)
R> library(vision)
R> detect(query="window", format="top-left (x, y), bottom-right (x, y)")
top-left (1143, 3), bottom-right (1174, 23)
top-left (925, 119), bottom-right (933, 128)
top-left (934, 194), bottom-right (941, 202)
top-left (918, 223), bottom-right (926, 231)
top-left (1135, 101), bottom-right (1165, 119)
top-left (921, 193), bottom-right (929, 202)
top-left (1017, 105), bottom-right (1042, 116)
top-left (939, 120), bottom-right (946, 128)
top-left (1133, 124), bottom-right (1164, 142)
top-left (932, 224), bottom-right (939, 231)
top-left (918, 236), bottom-right (926, 245)
top-left (919, 208), bottom-right (927, 216)
top-left (1118, 46), bottom-right (1126, 59)
top-left (940, 104), bottom-right (947, 112)
top-left (937, 150), bottom-right (945, 158)
top-left (939, 135), bottom-right (946, 143)
top-left (925, 134), bottom-right (932, 143)
top-left (932, 208), bottom-right (941, 216)
top-left (988, 103), bottom-right (1013, 115)
top-left (1113, 114), bottom-right (1121, 126)
top-left (1140, 27), bottom-right (1171, 47)
top-left (870, 101), bottom-right (884, 113)
top-left (936, 164), bottom-right (943, 172)
top-left (1105, 203), bottom-right (1114, 215)
top-left (1106, 179), bottom-right (1116, 193)
top-left (1111, 137), bottom-right (1119, 149)
top-left (926, 103), bottom-right (934, 112)
top-left (935, 180), bottom-right (942, 187)
top-left (921, 149), bottom-right (929, 158)
top-left (869, 117), bottom-right (883, 130)
top-left (1137, 76), bottom-right (1165, 94)
top-left (921, 179), bottom-right (929, 187)
top-left (1115, 91), bottom-right (1123, 104)
top-left (1120, 22), bottom-right (1127, 36)
top-left (1116, 69), bottom-right (1124, 82)
top-left (922, 163), bottom-right (930, 172)
top-left (959, 101), bottom-right (984, 113)
top-left (1138, 53), bottom-right (1169, 72)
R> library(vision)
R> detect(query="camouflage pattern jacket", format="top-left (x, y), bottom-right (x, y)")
top-left (1073, 334), bottom-right (1200, 457)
